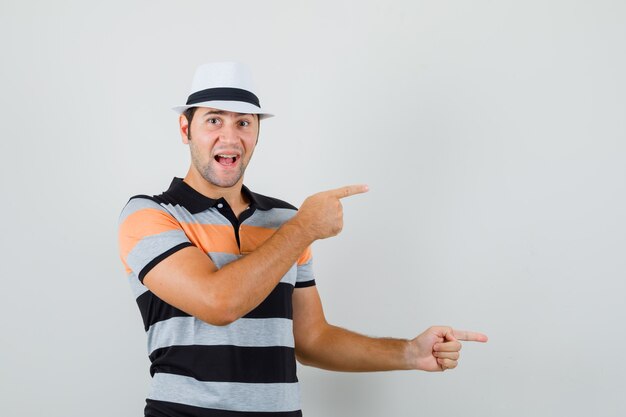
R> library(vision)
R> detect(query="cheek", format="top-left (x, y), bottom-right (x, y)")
top-left (189, 141), bottom-right (209, 162)
top-left (242, 134), bottom-right (258, 150)
top-left (190, 133), bottom-right (217, 150)
top-left (244, 142), bottom-right (257, 158)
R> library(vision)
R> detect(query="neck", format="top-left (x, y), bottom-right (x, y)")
top-left (183, 167), bottom-right (249, 214)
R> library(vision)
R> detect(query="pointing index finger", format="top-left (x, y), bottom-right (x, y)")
top-left (329, 184), bottom-right (369, 199)
top-left (452, 329), bottom-right (489, 343)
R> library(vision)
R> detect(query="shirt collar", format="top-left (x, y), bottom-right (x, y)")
top-left (163, 177), bottom-right (271, 213)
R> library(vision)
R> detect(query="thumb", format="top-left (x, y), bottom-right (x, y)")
top-left (434, 326), bottom-right (458, 342)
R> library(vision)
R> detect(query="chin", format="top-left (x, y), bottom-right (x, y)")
top-left (203, 174), bottom-right (243, 189)
top-left (197, 162), bottom-right (246, 189)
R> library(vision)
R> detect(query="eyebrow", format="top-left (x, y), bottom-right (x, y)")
top-left (202, 110), bottom-right (225, 117)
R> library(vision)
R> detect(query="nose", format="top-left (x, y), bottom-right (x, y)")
top-left (217, 122), bottom-right (240, 145)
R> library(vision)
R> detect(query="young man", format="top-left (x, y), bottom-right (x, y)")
top-left (118, 62), bottom-right (488, 417)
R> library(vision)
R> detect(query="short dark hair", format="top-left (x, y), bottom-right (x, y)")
top-left (183, 107), bottom-right (199, 125)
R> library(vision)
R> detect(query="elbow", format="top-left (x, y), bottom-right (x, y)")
top-left (295, 337), bottom-right (322, 367)
top-left (198, 294), bottom-right (241, 326)
top-left (201, 314), bottom-right (237, 327)
top-left (295, 350), bottom-right (315, 367)
top-left (294, 323), bottom-right (330, 367)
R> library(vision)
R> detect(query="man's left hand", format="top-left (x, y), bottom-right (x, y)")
top-left (408, 326), bottom-right (488, 372)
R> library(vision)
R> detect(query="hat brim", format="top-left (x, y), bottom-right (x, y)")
top-left (172, 100), bottom-right (274, 120)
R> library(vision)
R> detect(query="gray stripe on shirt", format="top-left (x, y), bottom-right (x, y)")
top-left (296, 259), bottom-right (315, 283)
top-left (162, 204), bottom-right (232, 226)
top-left (147, 316), bottom-right (294, 354)
top-left (119, 197), bottom-right (167, 224)
top-left (242, 208), bottom-right (296, 229)
top-left (148, 373), bottom-right (300, 412)
top-left (126, 229), bottom-right (190, 276)
top-left (128, 272), bottom-right (149, 298)
top-left (208, 252), bottom-right (240, 269)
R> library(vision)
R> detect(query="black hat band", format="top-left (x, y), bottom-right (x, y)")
top-left (186, 87), bottom-right (260, 107)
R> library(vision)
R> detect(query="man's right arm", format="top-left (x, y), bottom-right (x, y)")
top-left (133, 184), bottom-right (368, 326)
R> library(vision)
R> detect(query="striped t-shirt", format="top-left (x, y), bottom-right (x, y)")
top-left (118, 178), bottom-right (315, 417)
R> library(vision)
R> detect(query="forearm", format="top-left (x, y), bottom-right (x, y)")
top-left (144, 185), bottom-right (367, 326)
top-left (202, 221), bottom-right (312, 323)
top-left (296, 324), bottom-right (413, 372)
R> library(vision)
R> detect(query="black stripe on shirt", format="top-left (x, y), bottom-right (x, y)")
top-left (149, 345), bottom-right (297, 383)
top-left (243, 282), bottom-right (294, 319)
top-left (294, 280), bottom-right (316, 288)
top-left (145, 399), bottom-right (302, 417)
top-left (137, 291), bottom-right (190, 332)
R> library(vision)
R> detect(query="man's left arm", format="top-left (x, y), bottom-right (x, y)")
top-left (293, 287), bottom-right (488, 372)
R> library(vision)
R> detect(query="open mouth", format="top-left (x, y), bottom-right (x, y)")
top-left (214, 154), bottom-right (239, 166)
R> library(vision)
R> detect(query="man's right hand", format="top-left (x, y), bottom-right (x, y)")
top-left (290, 184), bottom-right (369, 242)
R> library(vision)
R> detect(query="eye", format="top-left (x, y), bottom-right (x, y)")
top-left (207, 118), bottom-right (220, 125)
top-left (239, 120), bottom-right (251, 127)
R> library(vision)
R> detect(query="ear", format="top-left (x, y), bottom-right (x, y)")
top-left (179, 114), bottom-right (190, 144)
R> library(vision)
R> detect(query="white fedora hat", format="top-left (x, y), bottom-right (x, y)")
top-left (172, 62), bottom-right (274, 119)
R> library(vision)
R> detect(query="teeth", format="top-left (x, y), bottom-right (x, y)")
top-left (217, 154), bottom-right (237, 158)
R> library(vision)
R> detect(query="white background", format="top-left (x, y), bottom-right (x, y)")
top-left (1, 1), bottom-right (625, 416)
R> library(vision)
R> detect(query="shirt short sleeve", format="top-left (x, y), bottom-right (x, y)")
top-left (295, 246), bottom-right (315, 288)
top-left (118, 197), bottom-right (193, 282)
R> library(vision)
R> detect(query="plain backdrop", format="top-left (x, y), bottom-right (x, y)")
top-left (1, 1), bottom-right (625, 416)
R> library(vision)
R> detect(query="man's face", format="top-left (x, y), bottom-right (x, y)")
top-left (181, 108), bottom-right (259, 188)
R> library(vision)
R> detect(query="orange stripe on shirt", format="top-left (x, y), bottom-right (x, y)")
top-left (179, 223), bottom-right (239, 255)
top-left (297, 246), bottom-right (312, 266)
top-left (119, 208), bottom-right (182, 262)
top-left (239, 225), bottom-right (276, 254)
